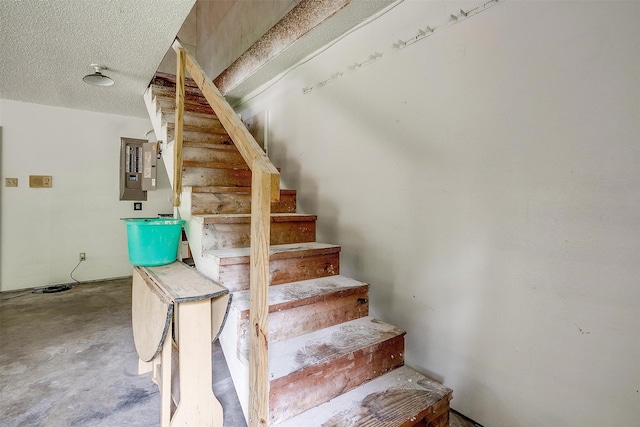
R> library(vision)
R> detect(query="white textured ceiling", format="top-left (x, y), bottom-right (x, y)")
top-left (0, 0), bottom-right (195, 118)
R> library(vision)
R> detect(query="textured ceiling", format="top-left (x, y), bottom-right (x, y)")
top-left (0, 0), bottom-right (195, 118)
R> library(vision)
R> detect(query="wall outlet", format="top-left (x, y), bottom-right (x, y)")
top-left (29, 175), bottom-right (52, 188)
top-left (134, 202), bottom-right (142, 211)
top-left (79, 252), bottom-right (86, 261)
top-left (5, 178), bottom-right (18, 187)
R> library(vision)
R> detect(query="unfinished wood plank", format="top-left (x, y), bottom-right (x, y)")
top-left (209, 242), bottom-right (341, 266)
top-left (159, 329), bottom-right (172, 427)
top-left (232, 276), bottom-right (369, 342)
top-left (173, 48), bottom-right (185, 207)
top-left (210, 251), bottom-right (340, 292)
top-left (161, 109), bottom-right (222, 130)
top-left (266, 317), bottom-right (405, 381)
top-left (182, 165), bottom-right (253, 187)
top-left (260, 316), bottom-right (405, 424)
top-left (167, 125), bottom-right (234, 146)
top-left (182, 160), bottom-right (250, 170)
top-left (201, 213), bottom-right (316, 250)
top-left (239, 288), bottom-right (369, 343)
top-left (276, 366), bottom-right (453, 427)
top-left (170, 299), bottom-right (223, 427)
top-left (190, 188), bottom-right (296, 215)
top-left (231, 275), bottom-right (368, 313)
top-left (249, 166), bottom-right (272, 427)
top-left (182, 147), bottom-right (245, 167)
top-left (155, 95), bottom-right (215, 115)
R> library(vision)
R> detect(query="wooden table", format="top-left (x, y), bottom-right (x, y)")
top-left (131, 261), bottom-right (230, 427)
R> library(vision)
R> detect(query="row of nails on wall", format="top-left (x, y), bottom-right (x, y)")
top-left (302, 0), bottom-right (503, 95)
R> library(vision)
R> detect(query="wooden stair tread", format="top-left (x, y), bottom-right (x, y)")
top-left (182, 160), bottom-right (249, 170)
top-left (186, 186), bottom-right (296, 195)
top-left (275, 366), bottom-right (453, 427)
top-left (166, 121), bottom-right (228, 135)
top-left (231, 275), bottom-right (369, 314)
top-left (194, 213), bottom-right (316, 224)
top-left (206, 242), bottom-right (340, 266)
top-left (271, 316), bottom-right (402, 380)
top-left (239, 316), bottom-right (405, 380)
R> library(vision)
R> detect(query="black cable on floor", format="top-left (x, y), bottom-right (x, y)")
top-left (0, 259), bottom-right (82, 301)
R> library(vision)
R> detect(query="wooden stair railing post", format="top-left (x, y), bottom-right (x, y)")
top-left (172, 37), bottom-right (279, 427)
top-left (173, 47), bottom-right (185, 207)
top-left (249, 163), bottom-right (271, 426)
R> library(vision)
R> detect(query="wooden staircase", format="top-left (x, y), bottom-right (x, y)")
top-left (144, 71), bottom-right (452, 426)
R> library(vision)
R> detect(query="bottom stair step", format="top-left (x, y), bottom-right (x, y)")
top-left (237, 316), bottom-right (406, 425)
top-left (275, 365), bottom-right (453, 427)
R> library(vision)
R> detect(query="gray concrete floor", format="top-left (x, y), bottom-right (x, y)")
top-left (0, 278), bottom-right (479, 427)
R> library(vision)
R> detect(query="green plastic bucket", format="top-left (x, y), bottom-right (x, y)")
top-left (123, 218), bottom-right (186, 266)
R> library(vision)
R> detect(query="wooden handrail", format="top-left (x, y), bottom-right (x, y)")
top-left (172, 37), bottom-right (277, 427)
top-left (173, 47), bottom-right (185, 207)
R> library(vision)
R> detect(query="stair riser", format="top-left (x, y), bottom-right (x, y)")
top-left (237, 291), bottom-right (369, 344)
top-left (211, 253), bottom-right (340, 292)
top-left (162, 110), bottom-right (224, 132)
top-left (155, 96), bottom-right (215, 115)
top-left (191, 191), bottom-right (296, 215)
top-left (182, 146), bottom-right (244, 167)
top-left (269, 335), bottom-right (405, 424)
top-left (151, 80), bottom-right (208, 100)
top-left (202, 221), bottom-right (316, 251)
top-left (168, 128), bottom-right (233, 146)
top-left (182, 167), bottom-right (252, 187)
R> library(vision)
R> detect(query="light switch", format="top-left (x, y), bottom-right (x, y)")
top-left (5, 178), bottom-right (18, 187)
top-left (29, 175), bottom-right (52, 188)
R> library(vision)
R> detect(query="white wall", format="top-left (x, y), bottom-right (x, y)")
top-left (237, 1), bottom-right (640, 425)
top-left (0, 100), bottom-right (173, 292)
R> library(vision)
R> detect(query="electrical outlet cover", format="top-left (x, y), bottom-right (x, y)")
top-left (29, 175), bottom-right (52, 188)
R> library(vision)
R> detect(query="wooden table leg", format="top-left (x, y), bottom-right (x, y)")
top-left (160, 331), bottom-right (173, 427)
top-left (170, 299), bottom-right (223, 427)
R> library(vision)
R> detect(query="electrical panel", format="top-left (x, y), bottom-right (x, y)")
top-left (120, 137), bottom-right (157, 201)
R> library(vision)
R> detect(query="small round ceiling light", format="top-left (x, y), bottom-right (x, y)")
top-left (83, 64), bottom-right (114, 87)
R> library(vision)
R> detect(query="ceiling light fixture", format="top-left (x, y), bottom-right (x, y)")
top-left (83, 64), bottom-right (114, 87)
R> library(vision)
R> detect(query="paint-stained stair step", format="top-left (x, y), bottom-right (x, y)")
top-left (232, 275), bottom-right (369, 345)
top-left (151, 86), bottom-right (212, 110)
top-left (167, 124), bottom-right (233, 146)
top-left (154, 95), bottom-right (215, 115)
top-left (182, 163), bottom-right (280, 187)
top-left (186, 186), bottom-right (296, 215)
top-left (161, 109), bottom-right (223, 131)
top-left (198, 213), bottom-right (316, 251)
top-left (276, 365), bottom-right (453, 427)
top-left (182, 146), bottom-right (245, 169)
top-left (182, 165), bottom-right (252, 187)
top-left (201, 242), bottom-right (340, 292)
top-left (249, 316), bottom-right (406, 425)
top-left (151, 72), bottom-right (211, 99)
